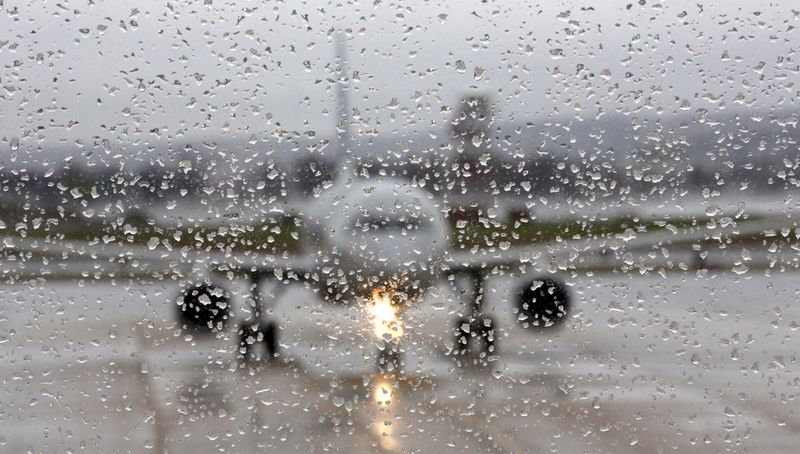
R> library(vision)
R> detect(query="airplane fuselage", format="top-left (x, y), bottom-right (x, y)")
top-left (302, 177), bottom-right (449, 304)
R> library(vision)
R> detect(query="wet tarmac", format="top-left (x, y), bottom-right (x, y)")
top-left (1, 271), bottom-right (798, 452)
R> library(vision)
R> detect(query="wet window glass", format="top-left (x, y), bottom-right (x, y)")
top-left (2, 1), bottom-right (799, 452)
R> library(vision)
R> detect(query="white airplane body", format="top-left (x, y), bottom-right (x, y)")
top-left (173, 173), bottom-right (572, 373)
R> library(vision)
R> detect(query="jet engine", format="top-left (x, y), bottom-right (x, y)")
top-left (177, 284), bottom-right (232, 332)
top-left (515, 277), bottom-right (570, 329)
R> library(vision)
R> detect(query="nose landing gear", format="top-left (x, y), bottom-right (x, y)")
top-left (376, 339), bottom-right (403, 374)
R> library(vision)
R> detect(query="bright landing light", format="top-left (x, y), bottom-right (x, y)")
top-left (369, 289), bottom-right (403, 339)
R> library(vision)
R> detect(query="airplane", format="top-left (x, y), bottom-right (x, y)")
top-left (176, 33), bottom-right (571, 374)
top-left (178, 173), bottom-right (572, 372)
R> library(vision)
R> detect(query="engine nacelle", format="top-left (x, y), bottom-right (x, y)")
top-left (177, 284), bottom-right (232, 332)
top-left (515, 276), bottom-right (570, 329)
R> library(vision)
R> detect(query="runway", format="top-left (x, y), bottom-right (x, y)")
top-left (1, 271), bottom-right (798, 452)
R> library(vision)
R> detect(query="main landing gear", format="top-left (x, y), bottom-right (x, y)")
top-left (237, 272), bottom-right (281, 364)
top-left (450, 270), bottom-right (496, 367)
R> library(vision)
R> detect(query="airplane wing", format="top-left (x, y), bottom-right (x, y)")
top-left (4, 211), bottom-right (787, 288)
top-left (444, 213), bottom-right (789, 275)
top-left (3, 213), bottom-right (791, 366)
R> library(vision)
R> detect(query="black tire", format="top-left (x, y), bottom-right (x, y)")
top-left (238, 321), bottom-right (279, 362)
top-left (376, 341), bottom-right (402, 373)
top-left (452, 316), bottom-right (496, 357)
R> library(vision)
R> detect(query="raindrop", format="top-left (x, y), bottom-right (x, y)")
top-left (146, 237), bottom-right (160, 250)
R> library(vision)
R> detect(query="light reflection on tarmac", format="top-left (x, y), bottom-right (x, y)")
top-left (1, 272), bottom-right (799, 452)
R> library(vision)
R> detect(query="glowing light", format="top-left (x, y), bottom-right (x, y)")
top-left (371, 375), bottom-right (399, 451)
top-left (369, 288), bottom-right (403, 339)
top-left (373, 375), bottom-right (394, 406)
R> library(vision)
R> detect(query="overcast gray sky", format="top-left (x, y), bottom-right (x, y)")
top-left (0, 0), bottom-right (796, 168)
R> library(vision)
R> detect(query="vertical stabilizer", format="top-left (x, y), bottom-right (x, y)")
top-left (335, 31), bottom-right (351, 168)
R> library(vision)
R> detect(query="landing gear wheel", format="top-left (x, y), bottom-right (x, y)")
top-left (452, 316), bottom-right (496, 366)
top-left (238, 320), bottom-right (279, 363)
top-left (376, 340), bottom-right (402, 374)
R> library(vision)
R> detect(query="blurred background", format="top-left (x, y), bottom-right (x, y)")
top-left (1, 0), bottom-right (799, 452)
